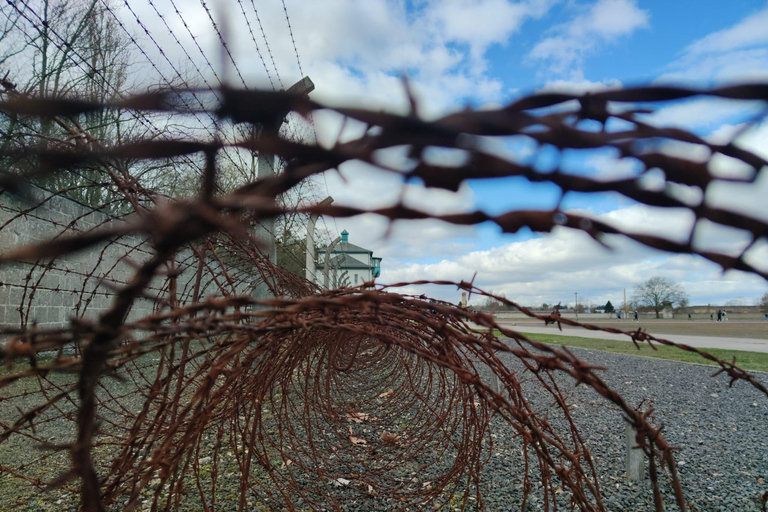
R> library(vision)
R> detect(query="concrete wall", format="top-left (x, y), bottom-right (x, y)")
top-left (0, 185), bottom-right (259, 331)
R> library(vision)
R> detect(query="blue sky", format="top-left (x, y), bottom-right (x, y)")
top-left (292, 0), bottom-right (768, 308)
top-left (67, 0), bottom-right (768, 307)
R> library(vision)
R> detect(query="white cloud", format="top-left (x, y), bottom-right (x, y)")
top-left (539, 77), bottom-right (623, 94)
top-left (422, 0), bottom-right (553, 72)
top-left (640, 98), bottom-right (761, 130)
top-left (114, 0), bottom-right (552, 123)
top-left (314, 155), bottom-right (480, 265)
top-left (284, 0), bottom-right (553, 116)
top-left (659, 7), bottom-right (768, 84)
top-left (44, 1), bottom-right (764, 309)
top-left (586, 150), bottom-right (642, 180)
top-left (683, 8), bottom-right (768, 58)
top-left (378, 202), bottom-right (767, 307)
top-left (529, 0), bottom-right (649, 77)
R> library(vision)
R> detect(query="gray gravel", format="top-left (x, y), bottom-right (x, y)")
top-left (2, 347), bottom-right (767, 511)
top-left (479, 345), bottom-right (768, 511)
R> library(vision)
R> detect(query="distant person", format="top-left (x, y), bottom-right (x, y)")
top-left (617, 311), bottom-right (621, 320)
top-left (688, 313), bottom-right (692, 321)
top-left (710, 313), bottom-right (714, 321)
top-left (724, 311), bottom-right (728, 322)
top-left (764, 313), bottom-right (767, 321)
top-left (717, 309), bottom-right (722, 322)
top-left (633, 310), bottom-right (638, 321)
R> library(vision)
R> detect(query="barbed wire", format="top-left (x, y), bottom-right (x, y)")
top-left (197, 0), bottom-right (248, 89)
top-left (0, 81), bottom-right (766, 512)
top-left (235, 0), bottom-right (276, 90)
top-left (166, 0), bottom-right (223, 85)
top-left (110, 0), bottom-right (252, 177)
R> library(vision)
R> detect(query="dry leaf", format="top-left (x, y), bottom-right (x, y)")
top-left (350, 435), bottom-right (367, 446)
top-left (367, 484), bottom-right (376, 495)
top-left (334, 478), bottom-right (350, 486)
top-left (378, 389), bottom-right (395, 399)
top-left (346, 411), bottom-right (374, 424)
top-left (380, 431), bottom-right (401, 444)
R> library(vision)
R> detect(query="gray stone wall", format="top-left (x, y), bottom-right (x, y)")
top-left (0, 185), bottom-right (259, 331)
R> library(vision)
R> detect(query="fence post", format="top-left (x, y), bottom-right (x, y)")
top-left (305, 196), bottom-right (334, 283)
top-left (625, 422), bottom-right (645, 481)
top-left (490, 373), bottom-right (501, 393)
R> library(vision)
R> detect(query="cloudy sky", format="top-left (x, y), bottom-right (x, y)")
top-left (51, 0), bottom-right (768, 307)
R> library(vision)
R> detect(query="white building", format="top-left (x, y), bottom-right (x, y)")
top-left (315, 230), bottom-right (381, 288)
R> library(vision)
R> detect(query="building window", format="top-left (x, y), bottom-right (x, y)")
top-left (354, 274), bottom-right (358, 284)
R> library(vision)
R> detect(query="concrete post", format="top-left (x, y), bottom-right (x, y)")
top-left (305, 196), bottom-right (333, 283)
top-left (254, 76), bottom-right (315, 266)
top-left (255, 152), bottom-right (278, 265)
top-left (252, 76), bottom-right (314, 301)
top-left (625, 422), bottom-right (645, 481)
top-left (490, 373), bottom-right (501, 393)
top-left (323, 236), bottom-right (342, 289)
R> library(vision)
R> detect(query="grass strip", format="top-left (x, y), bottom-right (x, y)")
top-left (488, 330), bottom-right (768, 373)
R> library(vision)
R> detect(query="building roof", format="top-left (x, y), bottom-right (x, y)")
top-left (318, 241), bottom-right (372, 255)
top-left (316, 253), bottom-right (373, 270)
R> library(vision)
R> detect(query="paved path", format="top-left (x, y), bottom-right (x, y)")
top-left (496, 322), bottom-right (768, 354)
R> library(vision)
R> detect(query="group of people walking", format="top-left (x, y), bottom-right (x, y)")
top-left (616, 310), bottom-right (639, 321)
top-left (711, 309), bottom-right (728, 322)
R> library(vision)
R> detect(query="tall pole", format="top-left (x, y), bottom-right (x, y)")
top-left (624, 288), bottom-right (627, 320)
top-left (252, 76), bottom-right (315, 302)
top-left (305, 196), bottom-right (333, 283)
top-left (254, 76), bottom-right (315, 267)
top-left (323, 236), bottom-right (342, 289)
top-left (575, 292), bottom-right (578, 320)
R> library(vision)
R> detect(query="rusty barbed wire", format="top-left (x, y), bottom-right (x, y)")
top-left (0, 78), bottom-right (766, 512)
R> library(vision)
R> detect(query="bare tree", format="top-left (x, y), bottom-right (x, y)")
top-left (0, 0), bottom-right (139, 211)
top-left (632, 276), bottom-right (687, 318)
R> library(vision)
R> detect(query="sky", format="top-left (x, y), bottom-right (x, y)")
top-left (35, 0), bottom-right (768, 308)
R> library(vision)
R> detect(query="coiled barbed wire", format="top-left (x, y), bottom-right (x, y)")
top-left (0, 80), bottom-right (766, 511)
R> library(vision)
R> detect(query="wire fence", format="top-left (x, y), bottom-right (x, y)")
top-left (0, 79), bottom-right (766, 511)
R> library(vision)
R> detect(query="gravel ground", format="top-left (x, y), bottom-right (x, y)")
top-left (479, 344), bottom-right (768, 511)
top-left (2, 346), bottom-right (767, 511)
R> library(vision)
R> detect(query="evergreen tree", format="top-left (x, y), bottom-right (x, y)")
top-left (604, 300), bottom-right (614, 313)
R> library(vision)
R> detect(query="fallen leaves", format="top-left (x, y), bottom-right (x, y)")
top-left (378, 389), bottom-right (395, 399)
top-left (380, 431), bottom-right (401, 444)
top-left (349, 435), bottom-right (367, 446)
top-left (346, 411), bottom-right (376, 424)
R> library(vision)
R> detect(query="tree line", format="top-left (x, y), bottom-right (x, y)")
top-left (478, 277), bottom-right (768, 317)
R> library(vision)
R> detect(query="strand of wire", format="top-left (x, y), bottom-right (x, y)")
top-left (197, 0), bottom-right (249, 89)
top-left (113, 0), bottom-right (251, 178)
